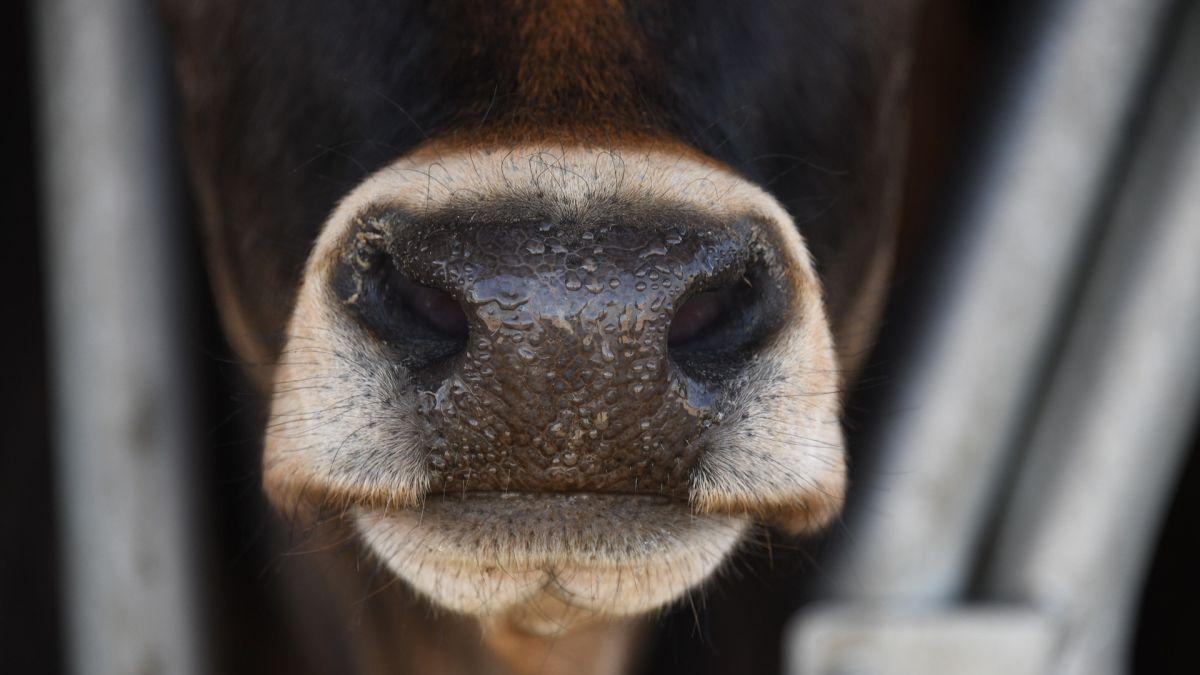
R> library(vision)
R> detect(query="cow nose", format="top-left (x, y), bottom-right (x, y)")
top-left (334, 215), bottom-right (785, 497)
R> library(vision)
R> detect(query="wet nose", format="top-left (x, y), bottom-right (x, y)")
top-left (335, 214), bottom-right (786, 497)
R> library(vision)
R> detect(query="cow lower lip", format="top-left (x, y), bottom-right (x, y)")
top-left (353, 492), bottom-right (749, 617)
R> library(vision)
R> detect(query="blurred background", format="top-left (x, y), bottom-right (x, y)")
top-left (3, 0), bottom-right (1198, 673)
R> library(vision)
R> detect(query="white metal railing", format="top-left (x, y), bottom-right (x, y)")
top-left (821, 0), bottom-right (1175, 603)
top-left (35, 1), bottom-right (202, 674)
top-left (982, 6), bottom-right (1200, 670)
top-left (792, 0), bottom-right (1200, 672)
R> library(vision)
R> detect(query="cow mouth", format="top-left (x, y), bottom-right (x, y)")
top-left (353, 492), bottom-right (748, 621)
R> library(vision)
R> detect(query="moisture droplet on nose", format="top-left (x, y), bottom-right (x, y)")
top-left (640, 243), bottom-right (668, 258)
top-left (600, 341), bottom-right (615, 362)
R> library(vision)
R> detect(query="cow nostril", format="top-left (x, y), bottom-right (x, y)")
top-left (668, 286), bottom-right (738, 348)
top-left (393, 275), bottom-right (469, 340)
top-left (334, 256), bottom-right (469, 371)
top-left (667, 271), bottom-right (778, 380)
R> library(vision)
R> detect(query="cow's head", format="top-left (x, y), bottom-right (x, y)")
top-left (164, 0), bottom-right (917, 642)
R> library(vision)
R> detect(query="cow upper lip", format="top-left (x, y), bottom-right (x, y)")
top-left (354, 489), bottom-right (691, 522)
top-left (419, 490), bottom-right (682, 504)
top-left (354, 491), bottom-right (732, 566)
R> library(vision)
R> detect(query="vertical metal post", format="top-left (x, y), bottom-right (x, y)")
top-left (34, 1), bottom-right (201, 673)
top-left (984, 4), bottom-right (1200, 672)
top-left (825, 0), bottom-right (1174, 601)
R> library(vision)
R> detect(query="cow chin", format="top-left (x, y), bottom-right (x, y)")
top-left (263, 142), bottom-right (847, 623)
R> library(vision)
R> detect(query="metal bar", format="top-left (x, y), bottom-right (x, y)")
top-left (825, 0), bottom-right (1174, 601)
top-left (982, 3), bottom-right (1200, 673)
top-left (787, 605), bottom-right (1058, 675)
top-left (34, 1), bottom-right (202, 673)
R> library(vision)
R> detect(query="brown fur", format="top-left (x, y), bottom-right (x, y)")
top-left (440, 0), bottom-right (666, 141)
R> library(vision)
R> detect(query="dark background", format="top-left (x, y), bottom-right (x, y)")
top-left (3, 0), bottom-right (1196, 672)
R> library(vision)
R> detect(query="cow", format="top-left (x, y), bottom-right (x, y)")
top-left (160, 1), bottom-right (922, 673)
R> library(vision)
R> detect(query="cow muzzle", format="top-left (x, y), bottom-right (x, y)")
top-left (264, 144), bottom-right (845, 621)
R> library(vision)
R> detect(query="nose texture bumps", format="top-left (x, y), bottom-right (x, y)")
top-left (343, 213), bottom-right (764, 497)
